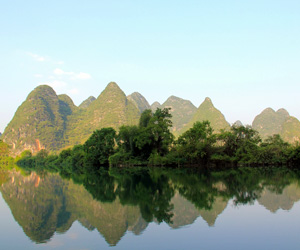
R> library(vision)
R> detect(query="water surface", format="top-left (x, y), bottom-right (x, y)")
top-left (1, 166), bottom-right (300, 249)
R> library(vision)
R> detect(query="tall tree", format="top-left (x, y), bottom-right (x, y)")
top-left (84, 127), bottom-right (116, 166)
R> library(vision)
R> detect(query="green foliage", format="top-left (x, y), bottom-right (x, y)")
top-left (84, 127), bottom-right (117, 166)
top-left (215, 125), bottom-right (261, 164)
top-left (111, 108), bottom-right (174, 165)
top-left (256, 134), bottom-right (290, 164)
top-left (137, 108), bottom-right (174, 157)
top-left (176, 121), bottom-right (216, 164)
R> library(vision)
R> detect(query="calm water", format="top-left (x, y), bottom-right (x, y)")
top-left (1, 166), bottom-right (300, 249)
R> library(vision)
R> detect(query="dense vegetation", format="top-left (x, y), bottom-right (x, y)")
top-left (15, 108), bottom-right (300, 170)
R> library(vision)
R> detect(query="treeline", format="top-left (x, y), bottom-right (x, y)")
top-left (16, 108), bottom-right (300, 169)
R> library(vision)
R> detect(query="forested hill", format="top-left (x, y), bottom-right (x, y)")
top-left (2, 82), bottom-right (300, 155)
top-left (253, 108), bottom-right (300, 143)
top-left (158, 95), bottom-right (197, 135)
top-left (180, 97), bottom-right (230, 134)
top-left (2, 82), bottom-right (140, 155)
top-left (127, 92), bottom-right (151, 113)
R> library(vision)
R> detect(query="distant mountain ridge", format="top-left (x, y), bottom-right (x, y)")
top-left (252, 108), bottom-right (300, 143)
top-left (180, 97), bottom-right (230, 134)
top-left (153, 96), bottom-right (197, 134)
top-left (2, 82), bottom-right (140, 154)
top-left (2, 82), bottom-right (300, 154)
top-left (79, 96), bottom-right (96, 109)
top-left (127, 92), bottom-right (151, 113)
top-left (2, 85), bottom-right (72, 154)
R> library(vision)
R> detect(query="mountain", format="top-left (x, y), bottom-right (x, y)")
top-left (150, 101), bottom-right (161, 112)
top-left (252, 108), bottom-right (300, 143)
top-left (127, 92), bottom-right (151, 113)
top-left (281, 117), bottom-right (300, 143)
top-left (233, 120), bottom-right (243, 127)
top-left (159, 96), bottom-right (197, 134)
top-left (2, 85), bottom-right (75, 155)
top-left (252, 108), bottom-right (289, 138)
top-left (2, 82), bottom-right (141, 154)
top-left (64, 82), bottom-right (141, 147)
top-left (79, 96), bottom-right (96, 109)
top-left (181, 97), bottom-right (230, 134)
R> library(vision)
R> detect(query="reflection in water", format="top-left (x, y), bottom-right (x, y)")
top-left (0, 167), bottom-right (300, 246)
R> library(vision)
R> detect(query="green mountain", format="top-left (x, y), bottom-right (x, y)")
top-left (127, 92), bottom-right (151, 113)
top-left (252, 108), bottom-right (300, 143)
top-left (2, 85), bottom-right (75, 155)
top-left (281, 117), bottom-right (300, 143)
top-left (78, 96), bottom-right (96, 109)
top-left (2, 82), bottom-right (141, 154)
top-left (252, 108), bottom-right (289, 138)
top-left (181, 97), bottom-right (230, 134)
top-left (233, 120), bottom-right (243, 127)
top-left (159, 96), bottom-right (197, 134)
top-left (64, 82), bottom-right (141, 147)
top-left (150, 101), bottom-right (161, 112)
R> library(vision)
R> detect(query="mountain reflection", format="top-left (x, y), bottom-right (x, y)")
top-left (1, 166), bottom-right (300, 245)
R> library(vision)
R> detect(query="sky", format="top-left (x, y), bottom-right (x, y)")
top-left (1, 0), bottom-right (300, 132)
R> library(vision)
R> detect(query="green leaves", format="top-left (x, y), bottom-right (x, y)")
top-left (84, 128), bottom-right (117, 166)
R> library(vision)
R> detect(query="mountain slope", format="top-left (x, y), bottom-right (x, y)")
top-left (150, 101), bottom-right (161, 112)
top-left (127, 92), bottom-right (151, 113)
top-left (281, 117), bottom-right (300, 143)
top-left (3, 82), bottom-right (141, 154)
top-left (2, 85), bottom-right (74, 154)
top-left (159, 96), bottom-right (197, 134)
top-left (181, 97), bottom-right (230, 134)
top-left (252, 108), bottom-right (289, 139)
top-left (252, 108), bottom-right (300, 143)
top-left (79, 96), bottom-right (96, 109)
top-left (65, 82), bottom-right (141, 146)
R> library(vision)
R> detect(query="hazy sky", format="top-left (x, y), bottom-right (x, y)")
top-left (1, 0), bottom-right (300, 132)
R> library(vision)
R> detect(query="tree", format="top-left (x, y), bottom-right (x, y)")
top-left (176, 121), bottom-right (216, 164)
top-left (84, 127), bottom-right (116, 166)
top-left (256, 134), bottom-right (290, 164)
top-left (117, 125), bottom-right (139, 156)
top-left (135, 108), bottom-right (174, 159)
top-left (216, 125), bottom-right (261, 163)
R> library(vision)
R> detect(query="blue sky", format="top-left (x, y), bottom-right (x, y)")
top-left (1, 0), bottom-right (300, 132)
